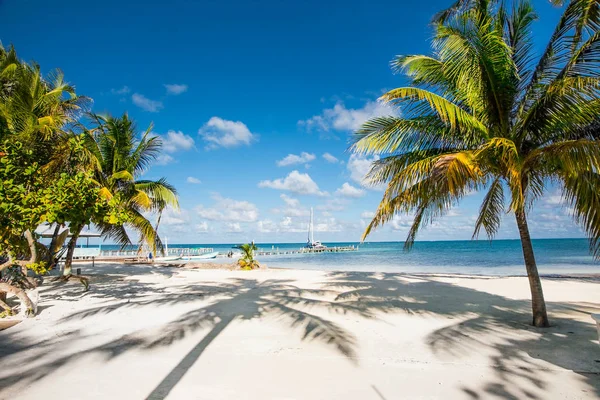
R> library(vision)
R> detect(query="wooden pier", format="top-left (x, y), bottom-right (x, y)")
top-left (255, 245), bottom-right (358, 256)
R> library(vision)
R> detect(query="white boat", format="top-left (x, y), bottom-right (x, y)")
top-left (154, 255), bottom-right (182, 262)
top-left (154, 237), bottom-right (182, 262)
top-left (305, 208), bottom-right (327, 249)
top-left (180, 251), bottom-right (220, 260)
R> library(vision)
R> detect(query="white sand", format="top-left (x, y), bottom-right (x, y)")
top-left (0, 262), bottom-right (599, 400)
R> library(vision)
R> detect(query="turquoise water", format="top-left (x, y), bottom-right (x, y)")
top-left (99, 239), bottom-right (599, 276)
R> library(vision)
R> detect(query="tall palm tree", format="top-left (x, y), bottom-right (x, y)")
top-left (0, 44), bottom-right (89, 266)
top-left (352, 0), bottom-right (600, 327)
top-left (84, 113), bottom-right (179, 255)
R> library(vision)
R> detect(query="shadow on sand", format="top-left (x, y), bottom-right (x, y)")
top-left (0, 270), bottom-right (598, 399)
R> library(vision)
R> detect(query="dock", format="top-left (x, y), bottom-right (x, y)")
top-left (254, 245), bottom-right (358, 256)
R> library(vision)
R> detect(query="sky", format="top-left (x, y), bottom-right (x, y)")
top-left (0, 0), bottom-right (585, 244)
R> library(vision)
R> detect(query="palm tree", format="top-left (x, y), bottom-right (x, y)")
top-left (352, 0), bottom-right (600, 327)
top-left (0, 44), bottom-right (89, 266)
top-left (83, 113), bottom-right (179, 255)
top-left (236, 243), bottom-right (259, 269)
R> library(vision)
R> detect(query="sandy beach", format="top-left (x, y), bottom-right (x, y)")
top-left (0, 262), bottom-right (599, 400)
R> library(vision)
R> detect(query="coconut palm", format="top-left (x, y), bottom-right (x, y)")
top-left (83, 113), bottom-right (179, 254)
top-left (0, 44), bottom-right (90, 265)
top-left (352, 0), bottom-right (600, 327)
top-left (236, 243), bottom-right (260, 269)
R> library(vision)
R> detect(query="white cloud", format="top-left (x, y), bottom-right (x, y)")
top-left (360, 211), bottom-right (375, 219)
top-left (195, 193), bottom-right (259, 222)
top-left (187, 177), bottom-right (201, 184)
top-left (257, 219), bottom-right (278, 233)
top-left (335, 182), bottom-right (366, 198)
top-left (391, 214), bottom-right (413, 231)
top-left (132, 93), bottom-right (163, 112)
top-left (281, 194), bottom-right (300, 208)
top-left (160, 130), bottom-right (195, 153)
top-left (155, 154), bottom-right (175, 165)
top-left (160, 208), bottom-right (187, 226)
top-left (316, 198), bottom-right (347, 212)
top-left (258, 170), bottom-right (328, 196)
top-left (164, 84), bottom-right (188, 95)
top-left (271, 194), bottom-right (310, 217)
top-left (543, 192), bottom-right (563, 206)
top-left (347, 153), bottom-right (380, 188)
top-left (199, 117), bottom-right (257, 149)
top-left (111, 86), bottom-right (130, 95)
top-left (299, 100), bottom-right (395, 137)
top-left (276, 152), bottom-right (316, 167)
top-left (195, 222), bottom-right (210, 233)
top-left (226, 222), bottom-right (243, 233)
top-left (322, 152), bottom-right (340, 163)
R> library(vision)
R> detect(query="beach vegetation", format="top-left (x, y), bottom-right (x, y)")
top-left (236, 243), bottom-right (260, 270)
top-left (82, 113), bottom-right (179, 257)
top-left (0, 45), bottom-right (178, 316)
top-left (353, 0), bottom-right (600, 327)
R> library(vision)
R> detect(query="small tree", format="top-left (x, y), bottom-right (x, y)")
top-left (236, 243), bottom-right (260, 270)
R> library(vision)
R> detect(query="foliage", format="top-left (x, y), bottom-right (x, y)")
top-left (352, 0), bottom-right (600, 326)
top-left (236, 243), bottom-right (260, 270)
top-left (83, 113), bottom-right (179, 254)
top-left (353, 0), bottom-right (600, 255)
top-left (0, 138), bottom-right (128, 262)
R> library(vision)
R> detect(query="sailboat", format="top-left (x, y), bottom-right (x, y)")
top-left (305, 207), bottom-right (326, 249)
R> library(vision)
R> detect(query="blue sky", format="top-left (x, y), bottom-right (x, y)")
top-left (0, 0), bottom-right (584, 243)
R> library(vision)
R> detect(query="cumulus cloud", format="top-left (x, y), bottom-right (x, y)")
top-left (543, 191), bottom-right (563, 206)
top-left (155, 154), bottom-right (175, 165)
top-left (317, 198), bottom-right (347, 212)
top-left (281, 194), bottom-right (300, 208)
top-left (276, 152), bottom-right (316, 167)
top-left (195, 222), bottom-right (210, 233)
top-left (226, 222), bottom-right (243, 233)
top-left (110, 86), bottom-right (130, 95)
top-left (360, 211), bottom-right (375, 219)
top-left (132, 93), bottom-right (163, 112)
top-left (164, 84), bottom-right (188, 95)
top-left (160, 130), bottom-right (195, 153)
top-left (187, 177), bottom-right (201, 184)
top-left (335, 182), bottom-right (366, 198)
top-left (347, 154), bottom-right (381, 188)
top-left (258, 170), bottom-right (328, 196)
top-left (199, 117), bottom-right (257, 149)
top-left (156, 207), bottom-right (189, 227)
top-left (257, 219), bottom-right (278, 233)
top-left (322, 152), bottom-right (340, 163)
top-left (298, 100), bottom-right (395, 138)
top-left (271, 194), bottom-right (310, 217)
top-left (195, 193), bottom-right (259, 222)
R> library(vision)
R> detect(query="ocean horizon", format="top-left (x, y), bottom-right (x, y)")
top-left (96, 238), bottom-right (600, 276)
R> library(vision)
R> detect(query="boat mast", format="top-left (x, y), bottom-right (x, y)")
top-left (310, 207), bottom-right (314, 244)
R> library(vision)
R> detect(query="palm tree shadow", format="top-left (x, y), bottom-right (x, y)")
top-left (0, 276), bottom-right (373, 399)
top-left (324, 271), bottom-right (600, 399)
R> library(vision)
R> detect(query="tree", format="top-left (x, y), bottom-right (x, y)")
top-left (83, 113), bottom-right (179, 254)
top-left (352, 0), bottom-right (600, 327)
top-left (236, 243), bottom-right (260, 270)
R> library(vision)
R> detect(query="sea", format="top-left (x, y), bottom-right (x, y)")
top-left (98, 239), bottom-right (599, 276)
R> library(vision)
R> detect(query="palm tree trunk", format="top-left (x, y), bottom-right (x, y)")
top-left (46, 224), bottom-right (62, 266)
top-left (153, 208), bottom-right (163, 256)
top-left (0, 282), bottom-right (34, 317)
top-left (23, 230), bottom-right (37, 275)
top-left (515, 210), bottom-right (550, 327)
top-left (63, 225), bottom-right (83, 277)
